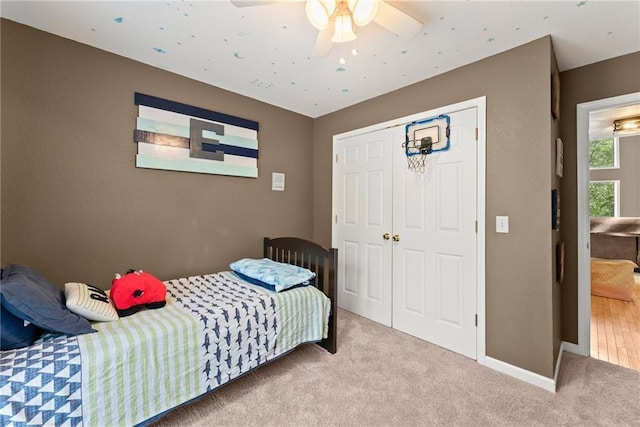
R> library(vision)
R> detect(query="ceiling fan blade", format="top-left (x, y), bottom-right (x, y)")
top-left (373, 1), bottom-right (423, 39)
top-left (311, 26), bottom-right (334, 58)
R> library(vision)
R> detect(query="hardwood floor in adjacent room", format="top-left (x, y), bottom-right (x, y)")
top-left (591, 273), bottom-right (640, 372)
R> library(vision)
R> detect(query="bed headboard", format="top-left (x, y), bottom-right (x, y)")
top-left (263, 237), bottom-right (337, 354)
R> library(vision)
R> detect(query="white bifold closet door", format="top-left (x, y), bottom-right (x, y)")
top-left (334, 107), bottom-right (478, 360)
top-left (334, 128), bottom-right (394, 326)
top-left (391, 107), bottom-right (477, 359)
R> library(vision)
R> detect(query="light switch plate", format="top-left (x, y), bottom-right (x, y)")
top-left (496, 216), bottom-right (509, 233)
top-left (272, 172), bottom-right (285, 191)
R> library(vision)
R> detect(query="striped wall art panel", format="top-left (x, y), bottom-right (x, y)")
top-left (134, 93), bottom-right (259, 178)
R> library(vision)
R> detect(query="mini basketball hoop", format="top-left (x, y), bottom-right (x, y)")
top-left (403, 115), bottom-right (451, 173)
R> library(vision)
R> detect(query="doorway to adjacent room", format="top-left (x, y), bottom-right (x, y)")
top-left (577, 92), bottom-right (640, 372)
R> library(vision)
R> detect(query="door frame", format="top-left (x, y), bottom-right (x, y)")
top-left (575, 91), bottom-right (640, 356)
top-left (331, 96), bottom-right (487, 364)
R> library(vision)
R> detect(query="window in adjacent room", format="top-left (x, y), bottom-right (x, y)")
top-left (588, 137), bottom-right (619, 169)
top-left (589, 180), bottom-right (619, 217)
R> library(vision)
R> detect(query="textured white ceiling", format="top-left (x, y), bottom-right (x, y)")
top-left (2, 0), bottom-right (639, 118)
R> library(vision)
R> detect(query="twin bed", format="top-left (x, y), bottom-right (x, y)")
top-left (0, 237), bottom-right (337, 426)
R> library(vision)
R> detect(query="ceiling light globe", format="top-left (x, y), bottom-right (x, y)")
top-left (348, 0), bottom-right (379, 27)
top-left (332, 14), bottom-right (357, 43)
top-left (306, 0), bottom-right (336, 30)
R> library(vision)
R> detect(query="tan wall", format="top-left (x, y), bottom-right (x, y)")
top-left (0, 19), bottom-right (3, 265)
top-left (313, 37), bottom-right (557, 377)
top-left (1, 20), bottom-right (314, 288)
top-left (550, 45), bottom-right (563, 369)
top-left (559, 51), bottom-right (640, 344)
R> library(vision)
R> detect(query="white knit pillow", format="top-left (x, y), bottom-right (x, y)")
top-left (65, 282), bottom-right (119, 322)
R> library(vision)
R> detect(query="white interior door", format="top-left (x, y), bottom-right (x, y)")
top-left (392, 107), bottom-right (478, 359)
top-left (334, 129), bottom-right (393, 326)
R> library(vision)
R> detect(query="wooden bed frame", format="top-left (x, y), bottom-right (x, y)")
top-left (264, 237), bottom-right (337, 354)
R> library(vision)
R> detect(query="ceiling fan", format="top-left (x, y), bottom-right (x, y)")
top-left (230, 0), bottom-right (423, 59)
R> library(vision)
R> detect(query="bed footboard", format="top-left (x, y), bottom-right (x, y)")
top-left (263, 237), bottom-right (337, 354)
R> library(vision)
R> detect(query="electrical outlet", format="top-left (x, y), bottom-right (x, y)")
top-left (496, 216), bottom-right (509, 233)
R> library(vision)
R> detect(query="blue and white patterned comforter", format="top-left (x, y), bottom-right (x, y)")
top-left (0, 272), bottom-right (330, 426)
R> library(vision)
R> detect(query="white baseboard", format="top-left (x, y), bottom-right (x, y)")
top-left (561, 340), bottom-right (586, 356)
top-left (485, 356), bottom-right (556, 393)
top-left (553, 342), bottom-right (564, 388)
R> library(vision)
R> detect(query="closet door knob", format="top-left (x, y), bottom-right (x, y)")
top-left (383, 233), bottom-right (391, 240)
top-left (392, 234), bottom-right (400, 242)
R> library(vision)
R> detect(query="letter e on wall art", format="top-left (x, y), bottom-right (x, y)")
top-left (133, 93), bottom-right (259, 177)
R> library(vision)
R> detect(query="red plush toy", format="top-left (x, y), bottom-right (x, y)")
top-left (110, 269), bottom-right (167, 317)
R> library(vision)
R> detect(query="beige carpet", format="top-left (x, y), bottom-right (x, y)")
top-left (152, 309), bottom-right (640, 426)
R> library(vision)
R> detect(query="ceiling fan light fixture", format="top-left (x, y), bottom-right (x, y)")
top-left (332, 12), bottom-right (357, 43)
top-left (306, 0), bottom-right (336, 30)
top-left (348, 0), bottom-right (379, 26)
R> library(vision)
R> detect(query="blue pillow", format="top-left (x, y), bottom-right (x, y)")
top-left (232, 271), bottom-right (309, 292)
top-left (233, 271), bottom-right (277, 291)
top-left (0, 264), bottom-right (95, 336)
top-left (0, 301), bottom-right (43, 350)
top-left (229, 258), bottom-right (315, 292)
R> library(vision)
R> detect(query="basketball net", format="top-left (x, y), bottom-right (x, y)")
top-left (403, 140), bottom-right (430, 173)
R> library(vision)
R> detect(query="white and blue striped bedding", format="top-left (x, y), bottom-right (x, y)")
top-left (0, 272), bottom-right (330, 427)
